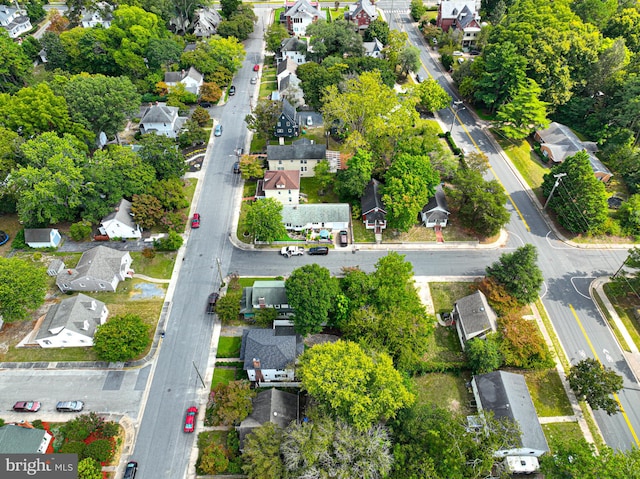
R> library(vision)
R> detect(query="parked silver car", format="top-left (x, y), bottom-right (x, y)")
top-left (56, 400), bottom-right (84, 412)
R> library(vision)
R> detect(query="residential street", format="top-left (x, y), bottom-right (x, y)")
top-left (2, 3), bottom-right (639, 479)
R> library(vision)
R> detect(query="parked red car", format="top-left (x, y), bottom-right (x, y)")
top-left (184, 406), bottom-right (197, 433)
top-left (253, 64), bottom-right (260, 71)
top-left (191, 213), bottom-right (201, 228)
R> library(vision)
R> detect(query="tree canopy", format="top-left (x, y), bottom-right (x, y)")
top-left (285, 264), bottom-right (339, 336)
top-left (244, 198), bottom-right (287, 243)
top-left (486, 244), bottom-right (544, 305)
top-left (0, 258), bottom-right (47, 322)
top-left (298, 340), bottom-right (414, 431)
top-left (568, 358), bottom-right (623, 415)
top-left (93, 314), bottom-right (151, 362)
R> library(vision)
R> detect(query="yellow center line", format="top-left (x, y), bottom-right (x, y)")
top-left (569, 304), bottom-right (640, 446)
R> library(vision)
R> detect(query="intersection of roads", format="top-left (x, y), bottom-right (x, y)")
top-left (2, 3), bottom-right (640, 477)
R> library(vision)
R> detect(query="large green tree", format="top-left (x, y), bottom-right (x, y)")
top-left (448, 168), bottom-right (510, 238)
top-left (282, 416), bottom-right (393, 479)
top-left (0, 30), bottom-right (32, 93)
top-left (496, 78), bottom-right (549, 139)
top-left (60, 74), bottom-right (141, 137)
top-left (466, 334), bottom-right (504, 374)
top-left (541, 151), bottom-right (608, 234)
top-left (244, 198), bottom-right (287, 243)
top-left (0, 258), bottom-right (47, 322)
top-left (306, 19), bottom-right (364, 62)
top-left (390, 405), bottom-right (520, 479)
top-left (568, 358), bottom-right (623, 415)
top-left (93, 314), bottom-right (151, 362)
top-left (285, 264), bottom-right (339, 336)
top-left (415, 78), bottom-right (451, 112)
top-left (298, 340), bottom-right (414, 431)
top-left (382, 153), bottom-right (440, 231)
top-left (335, 149), bottom-right (374, 200)
top-left (486, 244), bottom-right (544, 305)
top-left (244, 99), bottom-right (281, 139)
top-left (241, 422), bottom-right (284, 479)
top-left (264, 23), bottom-right (290, 54)
top-left (363, 17), bottom-right (390, 45)
top-left (138, 134), bottom-right (187, 180)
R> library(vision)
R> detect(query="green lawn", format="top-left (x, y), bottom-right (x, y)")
top-left (352, 219), bottom-right (375, 242)
top-left (412, 372), bottom-right (473, 415)
top-left (493, 132), bottom-right (549, 199)
top-left (300, 176), bottom-right (340, 203)
top-left (422, 324), bottom-right (466, 365)
top-left (602, 283), bottom-right (640, 352)
top-left (238, 277), bottom-right (280, 287)
top-left (523, 369), bottom-right (574, 417)
top-left (428, 282), bottom-right (476, 315)
top-left (130, 251), bottom-right (176, 279)
top-left (328, 6), bottom-right (348, 21)
top-left (542, 422), bottom-right (585, 452)
top-left (217, 336), bottom-right (242, 358)
top-left (211, 367), bottom-right (237, 387)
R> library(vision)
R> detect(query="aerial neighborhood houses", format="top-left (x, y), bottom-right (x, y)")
top-left (276, 59), bottom-right (304, 105)
top-left (24, 228), bottom-right (62, 249)
top-left (257, 169), bottom-right (301, 204)
top-left (164, 67), bottom-right (204, 95)
top-left (0, 3), bottom-right (31, 38)
top-left (240, 280), bottom-right (293, 320)
top-left (421, 184), bottom-right (450, 228)
top-left (275, 98), bottom-right (300, 138)
top-left (240, 327), bottom-right (304, 383)
top-left (0, 424), bottom-right (53, 454)
top-left (139, 104), bottom-right (187, 138)
top-left (534, 122), bottom-right (613, 182)
top-left (31, 294), bottom-right (108, 348)
top-left (283, 0), bottom-right (322, 36)
top-left (80, 2), bottom-right (113, 28)
top-left (267, 138), bottom-right (326, 177)
top-left (99, 198), bottom-right (142, 240)
top-left (452, 290), bottom-right (498, 350)
top-left (363, 37), bottom-right (384, 58)
top-left (277, 36), bottom-right (308, 65)
top-left (55, 246), bottom-right (134, 293)
top-left (361, 178), bottom-right (387, 240)
top-left (436, 0), bottom-right (482, 49)
top-left (190, 7), bottom-right (223, 37)
top-left (344, 0), bottom-right (378, 31)
top-left (281, 203), bottom-right (350, 235)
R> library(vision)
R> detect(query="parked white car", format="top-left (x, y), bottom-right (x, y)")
top-left (280, 246), bottom-right (304, 257)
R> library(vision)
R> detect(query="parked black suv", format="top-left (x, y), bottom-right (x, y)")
top-left (308, 247), bottom-right (329, 256)
top-left (339, 230), bottom-right (349, 247)
top-left (206, 292), bottom-right (219, 314)
top-left (229, 85), bottom-right (236, 95)
top-left (199, 101), bottom-right (212, 108)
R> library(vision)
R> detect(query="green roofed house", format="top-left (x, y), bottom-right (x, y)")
top-left (240, 280), bottom-right (294, 320)
top-left (0, 424), bottom-right (53, 454)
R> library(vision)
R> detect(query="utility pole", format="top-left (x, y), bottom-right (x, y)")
top-left (543, 173), bottom-right (567, 210)
top-left (192, 361), bottom-right (206, 388)
top-left (216, 257), bottom-right (224, 288)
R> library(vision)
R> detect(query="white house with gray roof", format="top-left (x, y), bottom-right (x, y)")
top-left (0, 424), bottom-right (53, 454)
top-left (267, 138), bottom-right (326, 177)
top-left (421, 184), bottom-right (450, 228)
top-left (192, 7), bottom-right (222, 37)
top-left (24, 228), bottom-right (62, 248)
top-left (534, 122), bottom-right (612, 182)
top-left (472, 371), bottom-right (549, 457)
top-left (240, 328), bottom-right (304, 384)
top-left (363, 38), bottom-right (384, 58)
top-left (99, 198), bottom-right (142, 239)
top-left (56, 246), bottom-right (133, 293)
top-left (284, 0), bottom-right (321, 35)
top-left (81, 2), bottom-right (113, 28)
top-left (0, 3), bottom-right (31, 38)
top-left (34, 293), bottom-right (108, 348)
top-left (281, 203), bottom-right (350, 232)
top-left (139, 104), bottom-right (187, 138)
top-left (452, 290), bottom-right (497, 350)
top-left (278, 36), bottom-right (307, 65)
top-left (164, 67), bottom-right (204, 95)
top-left (240, 280), bottom-right (293, 320)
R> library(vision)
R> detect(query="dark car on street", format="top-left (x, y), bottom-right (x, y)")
top-left (123, 461), bottom-right (137, 479)
top-left (229, 85), bottom-right (236, 95)
top-left (308, 247), bottom-right (329, 256)
top-left (199, 101), bottom-right (212, 108)
top-left (206, 292), bottom-right (219, 314)
top-left (339, 230), bottom-right (348, 247)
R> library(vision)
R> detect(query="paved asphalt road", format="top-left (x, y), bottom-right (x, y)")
top-left (130, 8), bottom-right (270, 479)
top-left (1, 4), bottom-right (637, 479)
top-left (381, 5), bottom-right (640, 450)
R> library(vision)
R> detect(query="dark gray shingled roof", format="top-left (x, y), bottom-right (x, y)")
top-left (35, 293), bottom-right (105, 340)
top-left (237, 388), bottom-right (299, 448)
top-left (240, 328), bottom-right (304, 371)
top-left (361, 179), bottom-right (387, 219)
top-left (454, 290), bottom-right (497, 339)
top-left (267, 138), bottom-right (326, 161)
